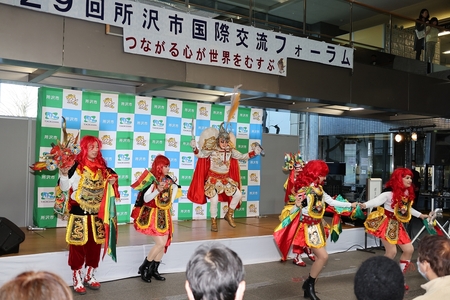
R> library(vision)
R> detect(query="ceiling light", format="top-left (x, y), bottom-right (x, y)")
top-left (438, 31), bottom-right (450, 37)
top-left (443, 50), bottom-right (450, 55)
top-left (349, 107), bottom-right (364, 111)
top-left (411, 132), bottom-right (418, 141)
top-left (395, 133), bottom-right (403, 142)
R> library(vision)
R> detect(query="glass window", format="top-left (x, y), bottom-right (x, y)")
top-left (0, 83), bottom-right (38, 118)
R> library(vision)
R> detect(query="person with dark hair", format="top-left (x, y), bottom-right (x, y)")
top-left (59, 135), bottom-right (119, 294)
top-left (425, 17), bottom-right (439, 63)
top-left (185, 242), bottom-right (246, 300)
top-left (131, 154), bottom-right (180, 283)
top-left (414, 9), bottom-right (430, 60)
top-left (274, 160), bottom-right (357, 300)
top-left (354, 256), bottom-right (405, 300)
top-left (188, 122), bottom-right (262, 231)
top-left (414, 235), bottom-right (450, 299)
top-left (0, 271), bottom-right (73, 300)
top-left (360, 168), bottom-right (428, 290)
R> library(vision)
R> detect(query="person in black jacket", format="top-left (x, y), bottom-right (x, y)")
top-left (414, 9), bottom-right (429, 60)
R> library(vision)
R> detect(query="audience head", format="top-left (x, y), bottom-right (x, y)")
top-left (354, 256), bottom-right (404, 300)
top-left (185, 242), bottom-right (245, 300)
top-left (418, 8), bottom-right (429, 20)
top-left (417, 235), bottom-right (450, 281)
top-left (0, 271), bottom-right (72, 300)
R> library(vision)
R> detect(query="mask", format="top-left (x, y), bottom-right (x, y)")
top-left (417, 260), bottom-right (428, 281)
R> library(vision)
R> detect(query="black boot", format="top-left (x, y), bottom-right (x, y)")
top-left (149, 260), bottom-right (166, 281)
top-left (138, 258), bottom-right (152, 283)
top-left (302, 275), bottom-right (320, 300)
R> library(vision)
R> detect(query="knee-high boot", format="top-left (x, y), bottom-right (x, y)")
top-left (138, 258), bottom-right (152, 282)
top-left (400, 259), bottom-right (410, 290)
top-left (224, 208), bottom-right (236, 228)
top-left (211, 217), bottom-right (218, 232)
top-left (302, 275), bottom-right (320, 300)
top-left (150, 260), bottom-right (166, 281)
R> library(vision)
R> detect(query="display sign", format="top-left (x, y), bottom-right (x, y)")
top-left (34, 87), bottom-right (262, 227)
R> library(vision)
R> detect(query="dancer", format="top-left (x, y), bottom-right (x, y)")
top-left (360, 168), bottom-right (428, 290)
top-left (131, 155), bottom-right (180, 283)
top-left (187, 122), bottom-right (262, 231)
top-left (280, 152), bottom-right (315, 267)
top-left (58, 135), bottom-right (119, 295)
top-left (274, 160), bottom-right (357, 300)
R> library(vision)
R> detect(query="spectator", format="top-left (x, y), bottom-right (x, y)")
top-left (413, 235), bottom-right (450, 300)
top-left (0, 271), bottom-right (73, 300)
top-left (425, 17), bottom-right (439, 63)
top-left (354, 256), bottom-right (405, 300)
top-left (414, 9), bottom-right (429, 60)
top-left (185, 243), bottom-right (246, 300)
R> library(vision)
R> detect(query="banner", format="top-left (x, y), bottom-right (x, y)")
top-left (34, 87), bottom-right (263, 228)
top-left (2, 0), bottom-right (353, 74)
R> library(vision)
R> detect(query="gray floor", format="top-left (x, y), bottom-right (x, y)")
top-left (73, 251), bottom-right (428, 299)
top-left (73, 219), bottom-right (432, 300)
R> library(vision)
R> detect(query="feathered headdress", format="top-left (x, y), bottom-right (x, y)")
top-left (30, 117), bottom-right (80, 171)
top-left (227, 84), bottom-right (242, 123)
top-left (282, 151), bottom-right (304, 171)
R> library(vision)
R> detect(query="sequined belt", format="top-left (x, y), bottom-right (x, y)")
top-left (384, 210), bottom-right (396, 219)
top-left (207, 170), bottom-right (229, 180)
top-left (301, 215), bottom-right (321, 225)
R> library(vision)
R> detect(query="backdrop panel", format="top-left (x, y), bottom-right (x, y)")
top-left (34, 87), bottom-right (262, 228)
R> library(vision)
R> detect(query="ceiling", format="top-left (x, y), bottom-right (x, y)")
top-left (1, 0), bottom-right (450, 122)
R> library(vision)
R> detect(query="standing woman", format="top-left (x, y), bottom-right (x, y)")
top-left (59, 135), bottom-right (119, 295)
top-left (131, 155), bottom-right (180, 283)
top-left (360, 168), bottom-right (428, 290)
top-left (274, 160), bottom-right (357, 300)
top-left (414, 8), bottom-right (430, 60)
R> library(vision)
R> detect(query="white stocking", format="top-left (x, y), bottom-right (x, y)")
top-left (209, 194), bottom-right (219, 218)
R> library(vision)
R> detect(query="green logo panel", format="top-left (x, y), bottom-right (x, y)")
top-left (151, 97), bottom-right (167, 116)
top-left (80, 130), bottom-right (99, 138)
top-left (115, 168), bottom-right (132, 187)
top-left (34, 172), bottom-right (58, 188)
top-left (182, 101), bottom-right (197, 119)
top-left (34, 208), bottom-right (58, 228)
top-left (180, 135), bottom-right (194, 152)
top-left (39, 87), bottom-right (63, 108)
top-left (116, 131), bottom-right (134, 150)
top-left (235, 139), bottom-right (249, 153)
top-left (240, 170), bottom-right (248, 186)
top-left (38, 127), bottom-right (61, 150)
top-left (237, 107), bottom-right (251, 123)
top-left (149, 133), bottom-right (166, 151)
top-left (178, 203), bottom-right (193, 220)
top-left (179, 169), bottom-right (194, 186)
top-left (118, 94), bottom-right (136, 113)
top-left (82, 92), bottom-right (101, 112)
top-left (210, 105), bottom-right (225, 121)
top-left (234, 203), bottom-right (247, 218)
top-left (116, 204), bottom-right (131, 224)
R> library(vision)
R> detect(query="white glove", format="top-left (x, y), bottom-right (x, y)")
top-left (190, 139), bottom-right (197, 149)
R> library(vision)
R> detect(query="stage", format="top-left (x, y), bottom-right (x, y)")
top-left (0, 215), bottom-right (377, 286)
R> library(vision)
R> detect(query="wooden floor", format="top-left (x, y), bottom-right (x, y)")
top-left (11, 215), bottom-right (279, 257)
top-left (11, 214), bottom-right (358, 257)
